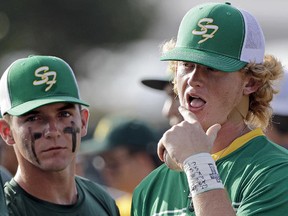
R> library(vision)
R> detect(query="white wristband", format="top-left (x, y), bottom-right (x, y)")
top-left (183, 153), bottom-right (224, 197)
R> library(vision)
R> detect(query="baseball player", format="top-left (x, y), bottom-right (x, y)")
top-left (81, 116), bottom-right (162, 216)
top-left (141, 77), bottom-right (183, 126)
top-left (0, 55), bottom-right (120, 215)
top-left (131, 2), bottom-right (288, 216)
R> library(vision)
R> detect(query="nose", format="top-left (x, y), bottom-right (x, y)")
top-left (44, 119), bottom-right (61, 138)
top-left (187, 65), bottom-right (205, 87)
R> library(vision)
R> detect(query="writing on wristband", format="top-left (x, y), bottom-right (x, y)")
top-left (183, 153), bottom-right (224, 197)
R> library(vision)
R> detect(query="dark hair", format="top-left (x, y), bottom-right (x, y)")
top-left (127, 141), bottom-right (163, 168)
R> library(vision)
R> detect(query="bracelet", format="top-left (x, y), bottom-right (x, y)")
top-left (183, 153), bottom-right (224, 197)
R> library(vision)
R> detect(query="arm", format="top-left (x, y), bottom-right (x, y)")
top-left (183, 153), bottom-right (235, 216)
top-left (192, 189), bottom-right (235, 216)
top-left (158, 107), bottom-right (235, 216)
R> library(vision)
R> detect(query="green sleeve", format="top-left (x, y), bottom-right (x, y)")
top-left (0, 174), bottom-right (8, 216)
top-left (131, 189), bottom-right (141, 216)
top-left (236, 163), bottom-right (288, 215)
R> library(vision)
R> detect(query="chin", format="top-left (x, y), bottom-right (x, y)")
top-left (40, 160), bottom-right (70, 172)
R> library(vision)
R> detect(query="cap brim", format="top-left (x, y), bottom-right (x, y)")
top-left (161, 47), bottom-right (247, 72)
top-left (141, 79), bottom-right (170, 91)
top-left (7, 96), bottom-right (89, 116)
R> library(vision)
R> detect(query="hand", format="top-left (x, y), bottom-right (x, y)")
top-left (158, 106), bottom-right (221, 170)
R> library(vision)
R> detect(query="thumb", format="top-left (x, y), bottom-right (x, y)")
top-left (206, 123), bottom-right (221, 147)
top-left (157, 137), bottom-right (166, 162)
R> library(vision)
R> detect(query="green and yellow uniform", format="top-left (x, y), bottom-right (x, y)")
top-left (5, 176), bottom-right (120, 216)
top-left (132, 129), bottom-right (288, 216)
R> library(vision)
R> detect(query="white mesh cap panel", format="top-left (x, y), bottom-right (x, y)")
top-left (0, 66), bottom-right (13, 116)
top-left (240, 9), bottom-right (265, 64)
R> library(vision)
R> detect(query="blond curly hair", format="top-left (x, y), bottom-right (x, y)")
top-left (160, 39), bottom-right (284, 130)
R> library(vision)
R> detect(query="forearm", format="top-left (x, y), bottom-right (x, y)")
top-left (184, 153), bottom-right (235, 216)
top-left (192, 189), bottom-right (235, 216)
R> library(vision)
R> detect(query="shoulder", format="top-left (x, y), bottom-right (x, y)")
top-left (234, 132), bottom-right (288, 163)
top-left (75, 176), bottom-right (119, 214)
top-left (0, 167), bottom-right (12, 183)
top-left (0, 175), bottom-right (8, 215)
top-left (3, 179), bottom-right (27, 215)
top-left (249, 136), bottom-right (288, 163)
top-left (4, 178), bottom-right (19, 199)
top-left (75, 176), bottom-right (112, 198)
top-left (232, 138), bottom-right (288, 215)
top-left (222, 135), bottom-right (288, 189)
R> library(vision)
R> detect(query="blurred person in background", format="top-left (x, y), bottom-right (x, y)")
top-left (141, 77), bottom-right (183, 126)
top-left (75, 141), bottom-right (105, 184)
top-left (81, 115), bottom-right (162, 216)
top-left (0, 114), bottom-right (18, 183)
top-left (266, 68), bottom-right (288, 149)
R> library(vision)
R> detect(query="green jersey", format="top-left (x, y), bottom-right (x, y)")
top-left (0, 175), bottom-right (8, 216)
top-left (131, 129), bottom-right (288, 216)
top-left (4, 176), bottom-right (120, 216)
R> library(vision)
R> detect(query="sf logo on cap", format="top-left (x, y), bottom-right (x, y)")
top-left (33, 66), bottom-right (57, 91)
top-left (192, 18), bottom-right (219, 44)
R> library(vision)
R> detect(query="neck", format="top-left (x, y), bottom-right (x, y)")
top-left (211, 121), bottom-right (249, 154)
top-left (14, 164), bottom-right (78, 205)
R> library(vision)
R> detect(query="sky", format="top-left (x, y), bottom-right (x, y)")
top-left (76, 0), bottom-right (288, 130)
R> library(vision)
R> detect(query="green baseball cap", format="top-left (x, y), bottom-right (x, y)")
top-left (0, 55), bottom-right (89, 116)
top-left (161, 2), bottom-right (265, 72)
top-left (81, 116), bottom-right (159, 155)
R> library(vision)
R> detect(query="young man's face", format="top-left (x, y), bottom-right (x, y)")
top-left (176, 61), bottom-right (246, 130)
top-left (5, 103), bottom-right (89, 172)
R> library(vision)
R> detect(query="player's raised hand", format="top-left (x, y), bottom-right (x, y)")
top-left (158, 106), bottom-right (221, 170)
top-left (179, 106), bottom-right (221, 150)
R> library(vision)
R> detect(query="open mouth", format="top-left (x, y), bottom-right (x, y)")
top-left (188, 95), bottom-right (206, 109)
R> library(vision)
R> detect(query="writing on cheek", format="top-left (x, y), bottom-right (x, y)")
top-left (29, 127), bottom-right (40, 164)
top-left (63, 121), bottom-right (80, 153)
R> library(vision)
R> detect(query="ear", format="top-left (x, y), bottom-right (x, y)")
top-left (243, 77), bottom-right (261, 95)
top-left (0, 119), bottom-right (15, 146)
top-left (80, 108), bottom-right (90, 137)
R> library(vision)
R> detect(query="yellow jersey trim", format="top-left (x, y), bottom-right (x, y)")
top-left (212, 128), bottom-right (264, 161)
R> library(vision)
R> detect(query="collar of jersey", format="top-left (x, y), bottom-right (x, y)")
top-left (212, 128), bottom-right (264, 161)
